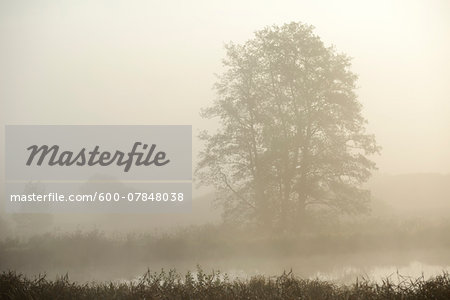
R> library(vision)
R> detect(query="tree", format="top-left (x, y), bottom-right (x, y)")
top-left (196, 22), bottom-right (379, 230)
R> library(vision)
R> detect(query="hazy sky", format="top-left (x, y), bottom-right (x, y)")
top-left (1, 0), bottom-right (449, 174)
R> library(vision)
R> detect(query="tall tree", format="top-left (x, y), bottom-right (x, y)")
top-left (197, 22), bottom-right (379, 230)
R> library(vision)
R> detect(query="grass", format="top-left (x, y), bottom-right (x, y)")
top-left (1, 220), bottom-right (450, 298)
top-left (1, 269), bottom-right (449, 299)
top-left (1, 220), bottom-right (450, 273)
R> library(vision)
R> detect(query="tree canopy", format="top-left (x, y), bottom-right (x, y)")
top-left (197, 22), bottom-right (379, 230)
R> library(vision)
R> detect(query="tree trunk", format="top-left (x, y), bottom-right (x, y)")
top-left (255, 177), bottom-right (271, 229)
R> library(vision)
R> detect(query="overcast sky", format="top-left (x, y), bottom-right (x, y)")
top-left (1, 0), bottom-right (449, 174)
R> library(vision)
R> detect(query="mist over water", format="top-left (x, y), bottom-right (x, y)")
top-left (1, 174), bottom-right (449, 283)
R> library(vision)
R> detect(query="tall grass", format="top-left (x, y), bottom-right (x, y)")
top-left (1, 269), bottom-right (449, 299)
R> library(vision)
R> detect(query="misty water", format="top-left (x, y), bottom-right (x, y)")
top-left (116, 261), bottom-right (450, 285)
top-left (315, 262), bottom-right (449, 283)
top-left (219, 262), bottom-right (449, 284)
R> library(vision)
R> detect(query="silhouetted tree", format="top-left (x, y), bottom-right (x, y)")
top-left (197, 22), bottom-right (379, 230)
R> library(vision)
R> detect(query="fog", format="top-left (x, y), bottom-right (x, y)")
top-left (1, 0), bottom-right (449, 173)
top-left (0, 0), bottom-right (449, 285)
